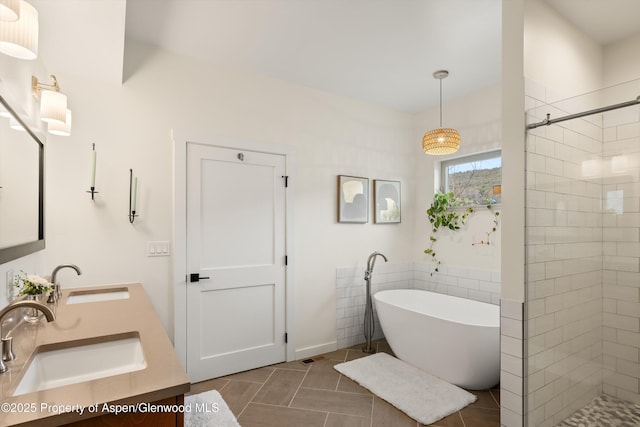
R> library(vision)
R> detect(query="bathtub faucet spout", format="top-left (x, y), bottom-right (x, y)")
top-left (365, 251), bottom-right (387, 280)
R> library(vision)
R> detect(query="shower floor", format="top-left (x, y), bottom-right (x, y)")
top-left (556, 394), bottom-right (640, 427)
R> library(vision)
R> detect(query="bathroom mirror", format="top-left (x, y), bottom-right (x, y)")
top-left (0, 94), bottom-right (44, 264)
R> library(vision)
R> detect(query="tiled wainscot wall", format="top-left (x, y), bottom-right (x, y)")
top-left (335, 261), bottom-right (501, 349)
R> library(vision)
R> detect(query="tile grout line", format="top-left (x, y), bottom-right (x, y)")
top-left (217, 379), bottom-right (231, 392)
top-left (459, 410), bottom-right (467, 427)
top-left (330, 347), bottom-right (348, 393)
top-left (304, 384), bottom-right (370, 397)
top-left (322, 411), bottom-right (330, 427)
top-left (287, 364), bottom-right (312, 408)
top-left (235, 367), bottom-right (277, 420)
top-left (489, 389), bottom-right (500, 408)
top-left (369, 395), bottom-right (375, 427)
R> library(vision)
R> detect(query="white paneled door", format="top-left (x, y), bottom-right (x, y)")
top-left (186, 143), bottom-right (287, 382)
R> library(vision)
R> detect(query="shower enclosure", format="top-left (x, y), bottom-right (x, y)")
top-left (525, 78), bottom-right (640, 426)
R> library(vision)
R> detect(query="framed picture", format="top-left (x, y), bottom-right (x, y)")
top-left (338, 175), bottom-right (369, 223)
top-left (374, 180), bottom-right (401, 224)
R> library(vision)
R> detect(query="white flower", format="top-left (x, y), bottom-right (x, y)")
top-left (27, 275), bottom-right (51, 286)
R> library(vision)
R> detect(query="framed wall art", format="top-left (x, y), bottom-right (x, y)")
top-left (337, 175), bottom-right (368, 223)
top-left (374, 179), bottom-right (401, 224)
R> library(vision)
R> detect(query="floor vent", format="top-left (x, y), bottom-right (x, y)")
top-left (300, 356), bottom-right (325, 365)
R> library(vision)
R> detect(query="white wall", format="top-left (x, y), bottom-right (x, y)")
top-left (3, 40), bottom-right (420, 354)
top-left (603, 33), bottom-right (640, 87)
top-left (1, 43), bottom-right (503, 358)
top-left (524, 0), bottom-right (603, 99)
top-left (413, 84), bottom-right (502, 273)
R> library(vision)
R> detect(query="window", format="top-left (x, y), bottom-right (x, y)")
top-left (441, 150), bottom-right (502, 205)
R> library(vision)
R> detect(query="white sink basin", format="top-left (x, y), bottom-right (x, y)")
top-left (66, 287), bottom-right (129, 304)
top-left (13, 333), bottom-right (146, 396)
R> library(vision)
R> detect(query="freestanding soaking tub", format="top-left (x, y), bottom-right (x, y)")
top-left (374, 289), bottom-right (500, 390)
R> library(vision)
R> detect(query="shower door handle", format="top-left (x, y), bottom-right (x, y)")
top-left (190, 273), bottom-right (210, 283)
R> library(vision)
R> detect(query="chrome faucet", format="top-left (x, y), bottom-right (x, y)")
top-left (48, 264), bottom-right (82, 303)
top-left (0, 299), bottom-right (55, 373)
top-left (364, 251), bottom-right (388, 281)
top-left (363, 251), bottom-right (388, 354)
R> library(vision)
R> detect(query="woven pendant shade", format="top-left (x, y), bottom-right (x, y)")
top-left (422, 127), bottom-right (461, 155)
top-left (423, 70), bottom-right (460, 155)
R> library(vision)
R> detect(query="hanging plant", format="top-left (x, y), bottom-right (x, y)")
top-left (424, 193), bottom-right (501, 275)
top-left (424, 192), bottom-right (474, 275)
top-left (472, 204), bottom-right (501, 246)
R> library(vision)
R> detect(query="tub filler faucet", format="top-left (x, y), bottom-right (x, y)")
top-left (363, 251), bottom-right (387, 354)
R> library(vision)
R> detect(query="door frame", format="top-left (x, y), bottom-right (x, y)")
top-left (171, 130), bottom-right (296, 373)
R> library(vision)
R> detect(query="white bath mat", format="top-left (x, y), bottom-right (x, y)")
top-left (185, 390), bottom-right (241, 427)
top-left (334, 352), bottom-right (476, 425)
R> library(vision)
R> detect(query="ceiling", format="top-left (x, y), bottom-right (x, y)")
top-left (124, 0), bottom-right (502, 113)
top-left (543, 0), bottom-right (640, 45)
top-left (29, 0), bottom-right (640, 114)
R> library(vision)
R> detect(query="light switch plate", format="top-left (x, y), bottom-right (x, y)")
top-left (147, 241), bottom-right (170, 257)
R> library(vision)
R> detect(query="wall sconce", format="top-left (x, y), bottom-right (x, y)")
top-left (32, 75), bottom-right (68, 124)
top-left (129, 169), bottom-right (138, 223)
top-left (0, 0), bottom-right (38, 60)
top-left (86, 143), bottom-right (98, 200)
top-left (47, 108), bottom-right (71, 136)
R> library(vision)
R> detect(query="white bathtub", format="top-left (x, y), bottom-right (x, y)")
top-left (374, 289), bottom-right (500, 390)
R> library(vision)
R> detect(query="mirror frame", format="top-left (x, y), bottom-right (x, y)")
top-left (0, 94), bottom-right (45, 264)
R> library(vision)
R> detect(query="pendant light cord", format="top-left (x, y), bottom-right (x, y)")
top-left (439, 78), bottom-right (443, 127)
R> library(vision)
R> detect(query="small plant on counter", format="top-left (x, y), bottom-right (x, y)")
top-left (424, 192), bottom-right (474, 275)
top-left (13, 271), bottom-right (53, 296)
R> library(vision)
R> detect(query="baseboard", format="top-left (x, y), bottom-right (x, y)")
top-left (295, 341), bottom-right (337, 360)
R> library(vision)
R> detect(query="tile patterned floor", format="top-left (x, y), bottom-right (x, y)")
top-left (556, 394), bottom-right (640, 427)
top-left (187, 340), bottom-right (500, 427)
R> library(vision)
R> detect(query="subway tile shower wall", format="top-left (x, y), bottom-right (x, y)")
top-left (525, 78), bottom-right (605, 427)
top-left (335, 262), bottom-right (501, 350)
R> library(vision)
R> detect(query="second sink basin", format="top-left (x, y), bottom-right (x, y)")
top-left (66, 287), bottom-right (130, 304)
top-left (13, 332), bottom-right (146, 396)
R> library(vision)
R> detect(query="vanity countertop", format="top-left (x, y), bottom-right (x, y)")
top-left (0, 283), bottom-right (190, 426)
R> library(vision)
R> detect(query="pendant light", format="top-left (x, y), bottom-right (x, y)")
top-left (422, 70), bottom-right (460, 155)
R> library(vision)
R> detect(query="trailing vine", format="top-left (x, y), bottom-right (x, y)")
top-left (424, 192), bottom-right (500, 275)
top-left (472, 205), bottom-right (501, 246)
top-left (424, 193), bottom-right (474, 275)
